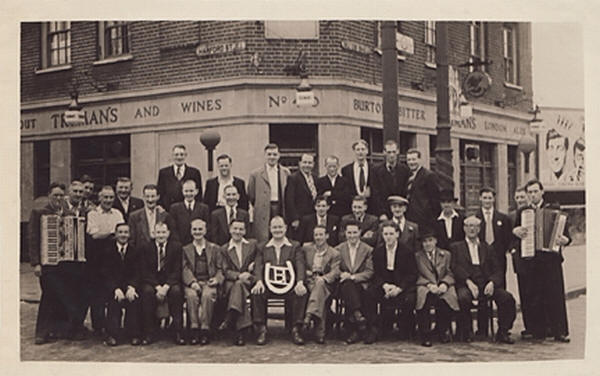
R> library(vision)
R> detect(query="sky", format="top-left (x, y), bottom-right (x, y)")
top-left (532, 23), bottom-right (584, 109)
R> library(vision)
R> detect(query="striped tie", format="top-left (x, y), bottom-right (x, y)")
top-left (306, 175), bottom-right (317, 199)
top-left (407, 170), bottom-right (416, 199)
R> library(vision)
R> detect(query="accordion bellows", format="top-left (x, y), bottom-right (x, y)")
top-left (40, 215), bottom-right (86, 265)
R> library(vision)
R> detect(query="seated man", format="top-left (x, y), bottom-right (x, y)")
top-left (415, 229), bottom-right (459, 347)
top-left (297, 195), bottom-right (340, 246)
top-left (182, 219), bottom-right (224, 345)
top-left (139, 222), bottom-right (184, 345)
top-left (218, 218), bottom-right (259, 346)
top-left (301, 225), bottom-right (341, 344)
top-left (367, 220), bottom-right (417, 341)
top-left (251, 216), bottom-right (308, 346)
top-left (375, 196), bottom-right (419, 251)
top-left (450, 216), bottom-right (516, 344)
top-left (336, 219), bottom-right (375, 344)
top-left (101, 223), bottom-right (142, 346)
top-left (209, 184), bottom-right (250, 246)
top-left (338, 195), bottom-right (379, 247)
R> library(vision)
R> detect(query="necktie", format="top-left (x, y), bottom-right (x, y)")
top-left (306, 175), bottom-right (317, 199)
top-left (187, 202), bottom-right (193, 214)
top-left (407, 170), bottom-right (416, 198)
top-left (485, 211), bottom-right (495, 245)
top-left (176, 165), bottom-right (183, 180)
top-left (231, 208), bottom-right (236, 223)
top-left (159, 244), bottom-right (166, 271)
top-left (119, 245), bottom-right (126, 261)
top-left (358, 164), bottom-right (366, 193)
top-left (122, 200), bottom-right (128, 214)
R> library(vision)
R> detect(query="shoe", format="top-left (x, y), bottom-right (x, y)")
top-left (292, 327), bottom-right (305, 345)
top-left (440, 332), bottom-right (451, 344)
top-left (421, 340), bottom-right (432, 347)
top-left (175, 332), bottom-right (186, 345)
top-left (465, 335), bottom-right (473, 343)
top-left (521, 330), bottom-right (533, 340)
top-left (316, 335), bottom-right (325, 344)
top-left (353, 311), bottom-right (367, 326)
top-left (346, 330), bottom-right (360, 344)
top-left (554, 335), bottom-right (570, 343)
top-left (104, 336), bottom-right (118, 347)
top-left (47, 332), bottom-right (58, 342)
top-left (363, 327), bottom-right (377, 344)
top-left (200, 331), bottom-right (210, 345)
top-left (496, 331), bottom-right (515, 344)
top-left (131, 338), bottom-right (141, 346)
top-left (235, 332), bottom-right (245, 346)
top-left (190, 331), bottom-right (200, 345)
top-left (256, 330), bottom-right (267, 346)
top-left (141, 336), bottom-right (152, 346)
top-left (34, 336), bottom-right (49, 345)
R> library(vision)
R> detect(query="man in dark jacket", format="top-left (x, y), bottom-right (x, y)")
top-left (203, 154), bottom-right (248, 213)
top-left (370, 140), bottom-right (410, 220)
top-left (405, 148), bottom-right (441, 230)
top-left (157, 144), bottom-right (202, 210)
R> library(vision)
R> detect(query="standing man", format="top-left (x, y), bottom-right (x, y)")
top-left (316, 155), bottom-right (352, 218)
top-left (433, 189), bottom-right (465, 251)
top-left (169, 179), bottom-right (210, 246)
top-left (182, 219), bottom-right (223, 345)
top-left (338, 196), bottom-right (379, 247)
top-left (210, 185), bottom-right (250, 246)
top-left (297, 195), bottom-right (340, 247)
top-left (450, 216), bottom-right (516, 344)
top-left (375, 196), bottom-right (419, 251)
top-left (247, 143), bottom-right (290, 242)
top-left (203, 154), bottom-right (249, 213)
top-left (64, 180), bottom-right (87, 217)
top-left (113, 177), bottom-right (144, 222)
top-left (80, 174), bottom-right (98, 210)
top-left (371, 140), bottom-right (410, 220)
top-left (285, 153), bottom-right (318, 239)
top-left (405, 148), bottom-right (441, 230)
top-left (512, 179), bottom-right (571, 342)
top-left (341, 140), bottom-right (374, 214)
top-left (475, 187), bottom-right (512, 288)
top-left (128, 184), bottom-right (177, 250)
top-left (157, 144), bottom-right (202, 211)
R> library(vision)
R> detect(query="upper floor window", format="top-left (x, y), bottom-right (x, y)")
top-left (40, 21), bottom-right (71, 68)
top-left (98, 21), bottom-right (131, 60)
top-left (503, 25), bottom-right (519, 85)
top-left (424, 21), bottom-right (436, 67)
top-left (469, 21), bottom-right (487, 72)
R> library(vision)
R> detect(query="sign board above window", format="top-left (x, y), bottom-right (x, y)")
top-left (264, 21), bottom-right (319, 39)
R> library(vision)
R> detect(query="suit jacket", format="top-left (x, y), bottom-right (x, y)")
top-left (335, 241), bottom-right (374, 289)
top-left (372, 242), bottom-right (417, 292)
top-left (101, 241), bottom-right (141, 293)
top-left (415, 248), bottom-right (459, 311)
top-left (302, 244), bottom-right (341, 285)
top-left (449, 240), bottom-right (503, 288)
top-left (127, 207), bottom-right (178, 250)
top-left (475, 208), bottom-right (513, 257)
top-left (181, 241), bottom-right (224, 287)
top-left (316, 174), bottom-right (352, 217)
top-left (406, 167), bottom-right (441, 229)
top-left (254, 239), bottom-right (306, 283)
top-left (112, 196), bottom-right (144, 222)
top-left (139, 240), bottom-right (183, 287)
top-left (169, 200), bottom-right (210, 246)
top-left (370, 162), bottom-right (410, 217)
top-left (221, 239), bottom-right (259, 282)
top-left (338, 214), bottom-right (379, 246)
top-left (434, 213), bottom-right (466, 251)
top-left (297, 213), bottom-right (340, 247)
top-left (157, 164), bottom-right (203, 210)
top-left (209, 207), bottom-right (250, 246)
top-left (341, 161), bottom-right (375, 214)
top-left (203, 176), bottom-right (249, 213)
top-left (375, 218), bottom-right (419, 252)
top-left (247, 164), bottom-right (290, 242)
top-left (285, 171), bottom-right (318, 223)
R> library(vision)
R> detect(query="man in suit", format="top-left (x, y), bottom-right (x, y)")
top-left (434, 189), bottom-right (465, 251)
top-left (301, 225), bottom-right (341, 344)
top-left (209, 184), bottom-right (250, 246)
top-left (157, 144), bottom-right (203, 210)
top-left (336, 219), bottom-right (375, 344)
top-left (203, 154), bottom-right (249, 213)
top-left (367, 220), bottom-right (417, 342)
top-left (450, 216), bottom-right (516, 344)
top-left (64, 179), bottom-right (89, 217)
top-left (316, 155), bottom-right (352, 217)
top-left (414, 229), bottom-right (459, 347)
top-left (247, 143), bottom-right (291, 242)
top-left (139, 222), bottom-right (185, 345)
top-left (169, 179), bottom-right (210, 246)
top-left (251, 216), bottom-right (308, 345)
top-left (113, 177), bottom-right (144, 222)
top-left (128, 184), bottom-right (178, 250)
top-left (341, 140), bottom-right (375, 214)
top-left (338, 196), bottom-right (379, 247)
top-left (512, 179), bottom-right (571, 342)
top-left (405, 148), bottom-right (441, 230)
top-left (285, 153), bottom-right (318, 239)
top-left (475, 187), bottom-right (513, 289)
top-left (371, 140), bottom-right (410, 220)
top-left (375, 196), bottom-right (419, 251)
top-left (297, 195), bottom-right (340, 247)
top-left (218, 218), bottom-right (259, 346)
top-left (182, 219), bottom-right (224, 345)
top-left (101, 223), bottom-right (143, 346)
top-left (80, 174), bottom-right (98, 210)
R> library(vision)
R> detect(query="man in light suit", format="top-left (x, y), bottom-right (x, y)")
top-left (113, 177), bottom-right (144, 222)
top-left (209, 184), bottom-right (250, 246)
top-left (247, 143), bottom-right (290, 242)
top-left (414, 229), bottom-right (459, 347)
top-left (182, 219), bottom-right (223, 345)
top-left (405, 149), bottom-right (441, 230)
top-left (218, 218), bottom-right (259, 346)
top-left (128, 184), bottom-right (177, 250)
top-left (336, 219), bottom-right (375, 344)
top-left (157, 144), bottom-right (202, 210)
top-left (316, 155), bottom-right (352, 217)
top-left (301, 225), bottom-right (341, 344)
top-left (169, 179), bottom-right (210, 246)
top-left (341, 140), bottom-right (375, 214)
top-left (297, 195), bottom-right (340, 247)
top-left (375, 196), bottom-right (419, 251)
top-left (370, 140), bottom-right (410, 220)
top-left (203, 154), bottom-right (249, 213)
top-left (338, 196), bottom-right (379, 247)
top-left (285, 153), bottom-right (318, 239)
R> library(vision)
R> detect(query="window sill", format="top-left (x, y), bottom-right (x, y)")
top-left (504, 82), bottom-right (523, 91)
top-left (93, 54), bottom-right (134, 66)
top-left (424, 62), bottom-right (437, 69)
top-left (35, 65), bottom-right (72, 75)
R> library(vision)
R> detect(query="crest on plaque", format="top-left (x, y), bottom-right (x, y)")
top-left (264, 261), bottom-right (296, 295)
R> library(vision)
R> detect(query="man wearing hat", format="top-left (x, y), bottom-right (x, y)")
top-left (434, 189), bottom-right (465, 250)
top-left (414, 229), bottom-right (459, 347)
top-left (375, 196), bottom-right (419, 252)
top-left (450, 216), bottom-right (516, 344)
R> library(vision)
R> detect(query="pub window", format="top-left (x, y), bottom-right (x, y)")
top-left (264, 21), bottom-right (319, 39)
top-left (269, 124), bottom-right (318, 174)
top-left (360, 127), bottom-right (384, 165)
top-left (72, 135), bottom-right (131, 190)
top-left (460, 140), bottom-right (496, 214)
top-left (507, 145), bottom-right (518, 209)
top-left (469, 21), bottom-right (487, 72)
top-left (40, 21), bottom-right (71, 68)
top-left (33, 140), bottom-right (50, 198)
top-left (98, 21), bottom-right (131, 60)
top-left (503, 25), bottom-right (519, 85)
top-left (424, 21), bottom-right (436, 67)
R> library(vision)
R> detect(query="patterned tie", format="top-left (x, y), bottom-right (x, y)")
top-left (159, 244), bottom-right (166, 271)
top-left (407, 170), bottom-right (416, 199)
top-left (306, 174), bottom-right (317, 199)
top-left (485, 211), bottom-right (495, 245)
top-left (358, 164), bottom-right (366, 193)
top-left (119, 245), bottom-right (126, 261)
top-left (229, 207), bottom-right (237, 225)
top-left (176, 165), bottom-right (183, 180)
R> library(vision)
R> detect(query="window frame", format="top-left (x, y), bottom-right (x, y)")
top-left (375, 21), bottom-right (407, 61)
top-left (39, 21), bottom-right (71, 71)
top-left (503, 24), bottom-right (520, 86)
top-left (95, 21), bottom-right (133, 64)
top-left (469, 21), bottom-right (487, 72)
top-left (424, 21), bottom-right (436, 68)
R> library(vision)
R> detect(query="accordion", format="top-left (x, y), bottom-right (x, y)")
top-left (520, 207), bottom-right (568, 258)
top-left (40, 214), bottom-right (86, 265)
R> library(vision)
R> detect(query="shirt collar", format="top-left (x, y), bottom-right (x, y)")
top-left (466, 237), bottom-right (480, 246)
top-left (117, 242), bottom-right (127, 251)
top-left (266, 164), bottom-right (278, 172)
top-left (354, 160), bottom-right (367, 168)
top-left (483, 207), bottom-right (494, 216)
top-left (155, 241), bottom-right (167, 249)
top-left (174, 163), bottom-right (185, 173)
top-left (228, 238), bottom-right (249, 250)
top-left (193, 240), bottom-right (206, 253)
top-left (266, 237), bottom-right (292, 248)
top-left (438, 209), bottom-right (459, 221)
top-left (385, 242), bottom-right (398, 252)
top-left (218, 174), bottom-right (234, 185)
top-left (146, 206), bottom-right (156, 215)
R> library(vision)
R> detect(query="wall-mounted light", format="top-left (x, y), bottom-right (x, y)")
top-left (63, 93), bottom-right (85, 127)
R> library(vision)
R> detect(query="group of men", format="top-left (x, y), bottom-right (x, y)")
top-left (29, 140), bottom-right (572, 349)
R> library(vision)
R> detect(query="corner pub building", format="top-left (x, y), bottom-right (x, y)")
top-left (20, 21), bottom-right (535, 253)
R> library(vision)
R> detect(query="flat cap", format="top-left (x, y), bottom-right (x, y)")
top-left (387, 195), bottom-right (409, 206)
top-left (464, 215), bottom-right (482, 225)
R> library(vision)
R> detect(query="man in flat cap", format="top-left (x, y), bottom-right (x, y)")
top-left (376, 196), bottom-right (419, 252)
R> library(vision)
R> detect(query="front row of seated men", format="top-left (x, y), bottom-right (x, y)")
top-left (99, 196), bottom-right (517, 348)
